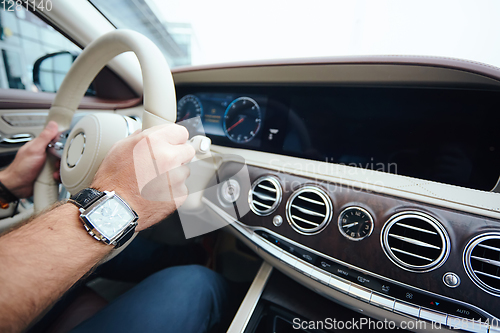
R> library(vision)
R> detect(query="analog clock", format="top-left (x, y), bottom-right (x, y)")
top-left (338, 207), bottom-right (374, 241)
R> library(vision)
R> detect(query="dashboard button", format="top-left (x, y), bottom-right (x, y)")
top-left (272, 215), bottom-right (283, 227)
top-left (394, 301), bottom-right (420, 318)
top-left (447, 315), bottom-right (489, 333)
top-left (419, 308), bottom-right (447, 325)
top-left (370, 292), bottom-right (395, 311)
top-left (349, 284), bottom-right (372, 302)
top-left (294, 259), bottom-right (313, 276)
top-left (309, 268), bottom-right (331, 285)
top-left (280, 252), bottom-right (297, 268)
top-left (286, 245), bottom-right (317, 265)
top-left (258, 239), bottom-right (283, 259)
top-left (443, 272), bottom-right (460, 288)
top-left (328, 276), bottom-right (351, 294)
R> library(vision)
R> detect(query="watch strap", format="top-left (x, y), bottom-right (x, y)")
top-left (115, 224), bottom-right (136, 248)
top-left (69, 188), bottom-right (105, 209)
top-left (0, 180), bottom-right (18, 205)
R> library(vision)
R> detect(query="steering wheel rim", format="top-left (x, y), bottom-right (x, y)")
top-left (34, 29), bottom-right (177, 213)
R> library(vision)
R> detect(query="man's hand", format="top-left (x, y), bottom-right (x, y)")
top-left (0, 122), bottom-right (195, 332)
top-left (0, 121), bottom-right (59, 199)
top-left (91, 123), bottom-right (195, 231)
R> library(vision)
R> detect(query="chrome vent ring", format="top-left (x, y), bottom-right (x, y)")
top-left (464, 233), bottom-right (500, 297)
top-left (286, 186), bottom-right (333, 235)
top-left (248, 176), bottom-right (282, 216)
top-left (381, 212), bottom-right (450, 273)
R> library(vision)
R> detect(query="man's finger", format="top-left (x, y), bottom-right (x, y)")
top-left (154, 144), bottom-right (195, 174)
top-left (32, 121), bottom-right (59, 150)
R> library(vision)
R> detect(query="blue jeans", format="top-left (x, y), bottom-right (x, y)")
top-left (71, 265), bottom-right (228, 333)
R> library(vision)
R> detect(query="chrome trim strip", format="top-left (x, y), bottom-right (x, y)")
top-left (390, 248), bottom-right (434, 262)
top-left (253, 200), bottom-right (271, 209)
top-left (477, 243), bottom-right (500, 253)
top-left (202, 197), bottom-right (498, 323)
top-left (474, 270), bottom-right (500, 281)
top-left (388, 233), bottom-right (441, 250)
top-left (291, 204), bottom-right (326, 217)
top-left (290, 214), bottom-right (319, 227)
top-left (298, 195), bottom-right (325, 205)
top-left (252, 191), bottom-right (276, 202)
top-left (396, 222), bottom-right (438, 235)
top-left (380, 211), bottom-right (451, 273)
top-left (388, 234), bottom-right (441, 250)
top-left (471, 256), bottom-right (500, 268)
top-left (227, 262), bottom-right (273, 333)
top-left (258, 184), bottom-right (276, 192)
top-left (66, 132), bottom-right (86, 168)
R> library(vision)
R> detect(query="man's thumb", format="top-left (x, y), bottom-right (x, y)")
top-left (34, 121), bottom-right (59, 148)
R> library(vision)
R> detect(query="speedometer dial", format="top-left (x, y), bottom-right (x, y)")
top-left (177, 94), bottom-right (203, 127)
top-left (223, 97), bottom-right (262, 143)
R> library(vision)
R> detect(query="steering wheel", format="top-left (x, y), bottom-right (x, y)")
top-left (33, 29), bottom-right (177, 213)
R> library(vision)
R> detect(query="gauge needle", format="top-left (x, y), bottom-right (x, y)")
top-left (343, 222), bottom-right (359, 229)
top-left (227, 117), bottom-right (245, 132)
top-left (180, 112), bottom-right (191, 121)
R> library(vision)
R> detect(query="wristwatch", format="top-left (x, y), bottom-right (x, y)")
top-left (68, 188), bottom-right (138, 248)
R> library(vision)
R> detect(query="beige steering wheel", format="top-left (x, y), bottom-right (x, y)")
top-left (33, 29), bottom-right (177, 212)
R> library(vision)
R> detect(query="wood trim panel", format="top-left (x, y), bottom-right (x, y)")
top-left (214, 162), bottom-right (500, 318)
top-left (0, 89), bottom-right (142, 110)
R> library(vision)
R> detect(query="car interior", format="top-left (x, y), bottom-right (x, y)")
top-left (1, 1), bottom-right (500, 332)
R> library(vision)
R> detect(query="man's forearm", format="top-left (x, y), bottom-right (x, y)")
top-left (0, 203), bottom-right (112, 332)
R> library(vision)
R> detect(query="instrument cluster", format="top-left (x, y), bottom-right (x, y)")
top-left (176, 93), bottom-right (266, 146)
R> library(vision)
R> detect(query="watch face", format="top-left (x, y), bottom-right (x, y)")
top-left (87, 196), bottom-right (135, 240)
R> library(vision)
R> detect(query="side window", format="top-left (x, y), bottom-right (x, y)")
top-left (0, 4), bottom-right (80, 93)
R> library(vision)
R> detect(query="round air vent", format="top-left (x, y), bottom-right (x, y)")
top-left (464, 233), bottom-right (500, 297)
top-left (286, 186), bottom-right (333, 235)
top-left (248, 176), bottom-right (282, 216)
top-left (381, 212), bottom-right (450, 272)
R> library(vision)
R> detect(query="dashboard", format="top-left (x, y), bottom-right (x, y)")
top-left (176, 86), bottom-right (500, 192)
top-left (172, 57), bottom-right (500, 332)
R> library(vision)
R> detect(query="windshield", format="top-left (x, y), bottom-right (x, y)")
top-left (90, 0), bottom-right (500, 69)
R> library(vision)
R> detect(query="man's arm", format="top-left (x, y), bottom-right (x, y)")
top-left (0, 123), bottom-right (194, 332)
top-left (0, 203), bottom-right (111, 331)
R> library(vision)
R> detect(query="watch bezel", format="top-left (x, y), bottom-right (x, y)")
top-left (79, 191), bottom-right (139, 246)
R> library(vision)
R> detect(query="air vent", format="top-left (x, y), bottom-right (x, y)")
top-left (464, 233), bottom-right (500, 296)
top-left (249, 176), bottom-right (282, 216)
top-left (286, 186), bottom-right (333, 235)
top-left (381, 212), bottom-right (450, 272)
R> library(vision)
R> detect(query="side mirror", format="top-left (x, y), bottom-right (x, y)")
top-left (33, 51), bottom-right (96, 96)
top-left (33, 51), bottom-right (77, 93)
